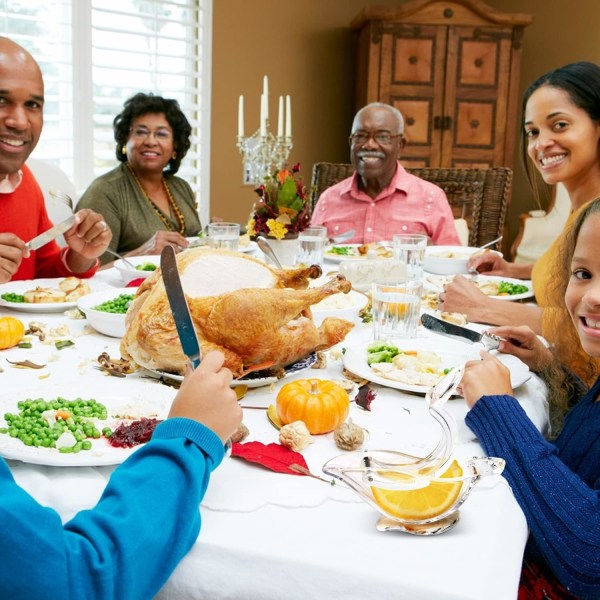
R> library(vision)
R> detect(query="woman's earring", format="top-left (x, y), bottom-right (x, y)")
top-left (122, 146), bottom-right (127, 155)
top-left (172, 151), bottom-right (177, 159)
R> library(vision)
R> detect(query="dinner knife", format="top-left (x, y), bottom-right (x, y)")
top-left (160, 245), bottom-right (201, 368)
top-left (26, 215), bottom-right (77, 251)
top-left (421, 313), bottom-right (500, 351)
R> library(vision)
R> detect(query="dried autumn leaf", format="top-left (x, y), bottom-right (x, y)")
top-left (231, 441), bottom-right (308, 475)
top-left (355, 384), bottom-right (376, 411)
top-left (7, 359), bottom-right (46, 370)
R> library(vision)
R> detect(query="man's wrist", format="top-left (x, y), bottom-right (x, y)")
top-left (61, 247), bottom-right (99, 274)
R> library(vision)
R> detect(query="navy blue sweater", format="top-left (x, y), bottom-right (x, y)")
top-left (466, 376), bottom-right (600, 599)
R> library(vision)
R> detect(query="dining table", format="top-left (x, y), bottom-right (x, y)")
top-left (0, 258), bottom-right (548, 600)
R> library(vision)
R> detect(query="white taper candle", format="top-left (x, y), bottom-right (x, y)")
top-left (277, 96), bottom-right (284, 138)
top-left (238, 95), bottom-right (244, 137)
top-left (285, 95), bottom-right (292, 138)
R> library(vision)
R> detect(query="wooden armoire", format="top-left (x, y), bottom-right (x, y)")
top-left (351, 0), bottom-right (533, 169)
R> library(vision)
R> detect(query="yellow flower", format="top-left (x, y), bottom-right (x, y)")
top-left (266, 219), bottom-right (288, 240)
top-left (247, 218), bottom-right (256, 235)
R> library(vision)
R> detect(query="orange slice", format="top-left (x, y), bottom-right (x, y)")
top-left (371, 459), bottom-right (463, 521)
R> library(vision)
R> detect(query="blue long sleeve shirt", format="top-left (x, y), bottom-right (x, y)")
top-left (466, 376), bottom-right (600, 599)
top-left (0, 417), bottom-right (225, 600)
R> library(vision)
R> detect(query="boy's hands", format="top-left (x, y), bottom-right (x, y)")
top-left (168, 351), bottom-right (242, 444)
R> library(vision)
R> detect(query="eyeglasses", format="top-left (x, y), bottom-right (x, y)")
top-left (130, 127), bottom-right (173, 141)
top-left (349, 131), bottom-right (403, 145)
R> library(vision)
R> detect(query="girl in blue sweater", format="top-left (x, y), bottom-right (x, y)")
top-left (0, 350), bottom-right (242, 600)
top-left (461, 198), bottom-right (600, 599)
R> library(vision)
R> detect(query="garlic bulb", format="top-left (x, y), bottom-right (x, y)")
top-left (334, 418), bottom-right (365, 450)
top-left (279, 421), bottom-right (314, 451)
top-left (230, 423), bottom-right (250, 444)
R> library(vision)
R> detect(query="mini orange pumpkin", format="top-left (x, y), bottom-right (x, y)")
top-left (276, 378), bottom-right (349, 435)
top-left (0, 316), bottom-right (25, 350)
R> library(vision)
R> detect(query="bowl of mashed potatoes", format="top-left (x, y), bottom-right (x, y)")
top-left (310, 289), bottom-right (369, 326)
top-left (424, 246), bottom-right (501, 275)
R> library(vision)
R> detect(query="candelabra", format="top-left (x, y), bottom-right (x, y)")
top-left (237, 127), bottom-right (293, 185)
top-left (237, 79), bottom-right (293, 184)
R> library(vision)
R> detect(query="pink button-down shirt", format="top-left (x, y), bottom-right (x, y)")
top-left (311, 162), bottom-right (461, 245)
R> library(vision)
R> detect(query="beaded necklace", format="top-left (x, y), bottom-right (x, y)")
top-left (126, 163), bottom-right (186, 234)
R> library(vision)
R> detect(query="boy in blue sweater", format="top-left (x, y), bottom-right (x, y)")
top-left (461, 198), bottom-right (600, 598)
top-left (0, 350), bottom-right (242, 599)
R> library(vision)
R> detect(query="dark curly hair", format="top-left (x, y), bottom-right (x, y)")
top-left (114, 92), bottom-right (192, 176)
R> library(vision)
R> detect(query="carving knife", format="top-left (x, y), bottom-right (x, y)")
top-left (160, 245), bottom-right (201, 368)
top-left (421, 313), bottom-right (500, 351)
top-left (26, 215), bottom-right (77, 251)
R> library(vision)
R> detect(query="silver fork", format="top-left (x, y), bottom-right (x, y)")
top-left (48, 188), bottom-right (137, 269)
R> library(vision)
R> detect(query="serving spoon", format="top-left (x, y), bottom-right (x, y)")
top-left (256, 236), bottom-right (284, 270)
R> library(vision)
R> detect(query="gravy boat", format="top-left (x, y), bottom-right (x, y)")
top-left (323, 450), bottom-right (505, 535)
top-left (322, 368), bottom-right (505, 535)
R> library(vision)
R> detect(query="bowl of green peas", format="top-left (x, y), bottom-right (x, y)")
top-left (77, 288), bottom-right (136, 338)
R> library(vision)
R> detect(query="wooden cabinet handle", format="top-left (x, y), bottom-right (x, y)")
top-left (433, 116), bottom-right (442, 129)
top-left (470, 119), bottom-right (480, 129)
top-left (443, 116), bottom-right (452, 130)
top-left (406, 117), bottom-right (415, 126)
top-left (409, 55), bottom-right (418, 65)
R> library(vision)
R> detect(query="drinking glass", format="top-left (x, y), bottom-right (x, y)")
top-left (208, 222), bottom-right (240, 251)
top-left (392, 234), bottom-right (427, 282)
top-left (296, 226), bottom-right (328, 266)
top-left (371, 279), bottom-right (423, 340)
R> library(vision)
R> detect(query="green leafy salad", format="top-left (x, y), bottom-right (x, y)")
top-left (135, 263), bottom-right (158, 272)
top-left (326, 245), bottom-right (356, 256)
top-left (497, 281), bottom-right (529, 296)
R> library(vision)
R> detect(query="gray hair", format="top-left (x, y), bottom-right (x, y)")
top-left (351, 102), bottom-right (405, 134)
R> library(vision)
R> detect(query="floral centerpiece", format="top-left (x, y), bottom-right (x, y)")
top-left (247, 163), bottom-right (311, 240)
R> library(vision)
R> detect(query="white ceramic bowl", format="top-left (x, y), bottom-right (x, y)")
top-left (114, 256), bottom-right (160, 284)
top-left (311, 290), bottom-right (369, 326)
top-left (77, 288), bottom-right (135, 338)
top-left (424, 246), bottom-right (501, 275)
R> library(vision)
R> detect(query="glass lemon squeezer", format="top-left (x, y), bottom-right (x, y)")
top-left (322, 368), bottom-right (505, 535)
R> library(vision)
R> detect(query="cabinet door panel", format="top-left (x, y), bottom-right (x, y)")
top-left (379, 24), bottom-right (447, 166)
top-left (442, 26), bottom-right (513, 167)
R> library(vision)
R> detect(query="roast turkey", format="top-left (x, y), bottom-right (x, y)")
top-left (121, 248), bottom-right (354, 377)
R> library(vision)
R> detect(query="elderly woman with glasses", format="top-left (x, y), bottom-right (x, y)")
top-left (310, 102), bottom-right (460, 245)
top-left (77, 92), bottom-right (201, 263)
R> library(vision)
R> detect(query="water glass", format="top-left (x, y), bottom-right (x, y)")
top-left (371, 279), bottom-right (423, 340)
top-left (296, 226), bottom-right (328, 266)
top-left (392, 234), bottom-right (427, 282)
top-left (208, 222), bottom-right (240, 251)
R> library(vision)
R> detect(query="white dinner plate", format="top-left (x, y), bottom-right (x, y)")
top-left (0, 387), bottom-right (172, 466)
top-left (424, 274), bottom-right (534, 302)
top-left (343, 337), bottom-right (530, 394)
top-left (324, 243), bottom-right (393, 263)
top-left (0, 278), bottom-right (94, 313)
top-left (147, 352), bottom-right (318, 388)
top-left (475, 275), bottom-right (534, 301)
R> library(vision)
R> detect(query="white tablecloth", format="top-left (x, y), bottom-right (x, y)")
top-left (0, 269), bottom-right (549, 600)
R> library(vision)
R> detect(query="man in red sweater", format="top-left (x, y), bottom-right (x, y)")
top-left (0, 37), bottom-right (111, 282)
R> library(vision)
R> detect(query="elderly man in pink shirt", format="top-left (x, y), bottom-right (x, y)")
top-left (311, 103), bottom-right (460, 245)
